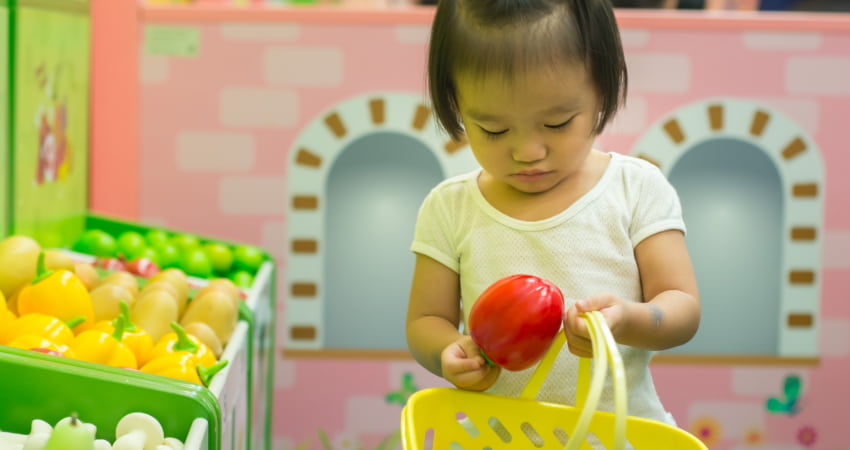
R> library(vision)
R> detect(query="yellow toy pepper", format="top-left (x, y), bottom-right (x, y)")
top-left (140, 351), bottom-right (228, 386)
top-left (0, 291), bottom-right (17, 327)
top-left (69, 315), bottom-right (138, 369)
top-left (149, 322), bottom-right (217, 368)
top-left (0, 313), bottom-right (84, 346)
top-left (94, 301), bottom-right (155, 366)
top-left (16, 252), bottom-right (95, 330)
top-left (6, 334), bottom-right (76, 359)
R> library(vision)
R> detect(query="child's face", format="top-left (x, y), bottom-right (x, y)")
top-left (456, 61), bottom-right (599, 196)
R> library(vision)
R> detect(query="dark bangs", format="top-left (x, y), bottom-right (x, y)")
top-left (428, 0), bottom-right (627, 141)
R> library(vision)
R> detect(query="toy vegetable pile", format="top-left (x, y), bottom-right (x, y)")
top-left (0, 411), bottom-right (185, 450)
top-left (0, 235), bottom-right (244, 387)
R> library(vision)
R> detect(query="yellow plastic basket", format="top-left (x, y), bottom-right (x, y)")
top-left (401, 311), bottom-right (707, 450)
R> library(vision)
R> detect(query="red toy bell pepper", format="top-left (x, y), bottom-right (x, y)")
top-left (468, 274), bottom-right (565, 371)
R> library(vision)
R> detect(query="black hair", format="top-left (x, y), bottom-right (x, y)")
top-left (610, 0), bottom-right (665, 7)
top-left (428, 0), bottom-right (628, 140)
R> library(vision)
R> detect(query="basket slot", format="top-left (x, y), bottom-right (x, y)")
top-left (423, 428), bottom-right (433, 449)
top-left (455, 412), bottom-right (479, 438)
top-left (487, 417), bottom-right (513, 443)
top-left (584, 431), bottom-right (615, 449)
top-left (448, 444), bottom-right (493, 450)
top-left (552, 427), bottom-right (611, 450)
top-left (520, 422), bottom-right (545, 448)
top-left (553, 426), bottom-right (570, 446)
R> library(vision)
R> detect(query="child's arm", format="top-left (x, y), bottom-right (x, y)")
top-left (565, 229), bottom-right (700, 356)
top-left (406, 254), bottom-right (500, 390)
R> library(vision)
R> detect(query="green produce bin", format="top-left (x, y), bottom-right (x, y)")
top-left (0, 345), bottom-right (221, 447)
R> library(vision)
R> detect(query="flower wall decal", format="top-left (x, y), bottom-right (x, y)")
top-left (689, 416), bottom-right (722, 448)
top-left (797, 425), bottom-right (817, 448)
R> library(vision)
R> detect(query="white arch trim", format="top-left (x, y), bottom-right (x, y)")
top-left (284, 91), bottom-right (474, 350)
top-left (630, 98), bottom-right (824, 357)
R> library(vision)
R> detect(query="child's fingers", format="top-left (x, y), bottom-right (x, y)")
top-left (574, 298), bottom-right (592, 313)
top-left (565, 305), bottom-right (589, 338)
top-left (442, 339), bottom-right (486, 376)
top-left (450, 363), bottom-right (501, 391)
top-left (577, 294), bottom-right (621, 313)
top-left (567, 337), bottom-right (594, 358)
top-left (448, 355), bottom-right (485, 373)
top-left (454, 336), bottom-right (488, 368)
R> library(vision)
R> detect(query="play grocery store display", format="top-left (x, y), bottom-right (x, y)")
top-left (0, 225), bottom-right (276, 450)
top-left (0, 237), bottom-right (239, 383)
top-left (0, 0), bottom-right (276, 447)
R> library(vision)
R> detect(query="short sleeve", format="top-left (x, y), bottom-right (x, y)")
top-left (629, 162), bottom-right (686, 247)
top-left (410, 187), bottom-right (460, 273)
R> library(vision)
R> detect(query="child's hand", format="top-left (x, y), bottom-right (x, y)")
top-left (563, 294), bottom-right (626, 358)
top-left (440, 335), bottom-right (501, 391)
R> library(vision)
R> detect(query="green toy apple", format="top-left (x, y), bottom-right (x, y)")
top-left (171, 233), bottom-right (201, 252)
top-left (181, 248), bottom-right (213, 278)
top-left (230, 270), bottom-right (254, 288)
top-left (117, 231), bottom-right (147, 260)
top-left (153, 242), bottom-right (180, 269)
top-left (43, 413), bottom-right (95, 450)
top-left (203, 242), bottom-right (234, 275)
top-left (145, 229), bottom-right (171, 248)
top-left (135, 246), bottom-right (160, 265)
top-left (233, 245), bottom-right (265, 273)
top-left (73, 229), bottom-right (117, 257)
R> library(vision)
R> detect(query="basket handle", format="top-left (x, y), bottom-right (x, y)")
top-left (566, 311), bottom-right (626, 450)
top-left (519, 331), bottom-right (566, 400)
top-left (519, 311), bottom-right (627, 450)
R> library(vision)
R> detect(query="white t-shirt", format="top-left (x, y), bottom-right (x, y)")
top-left (411, 152), bottom-right (685, 423)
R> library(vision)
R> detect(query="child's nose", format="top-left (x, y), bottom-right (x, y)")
top-left (512, 134), bottom-right (547, 163)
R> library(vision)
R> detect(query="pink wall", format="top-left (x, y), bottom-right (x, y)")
top-left (90, 0), bottom-right (139, 220)
top-left (91, 3), bottom-right (850, 449)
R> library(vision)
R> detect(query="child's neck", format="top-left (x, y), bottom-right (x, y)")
top-left (480, 150), bottom-right (610, 222)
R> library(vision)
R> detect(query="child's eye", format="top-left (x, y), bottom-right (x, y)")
top-left (480, 127), bottom-right (508, 138)
top-left (545, 117), bottom-right (574, 130)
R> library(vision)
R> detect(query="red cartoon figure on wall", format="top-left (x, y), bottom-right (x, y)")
top-left (34, 62), bottom-right (71, 185)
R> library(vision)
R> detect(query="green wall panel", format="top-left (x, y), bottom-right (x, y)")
top-left (12, 4), bottom-right (89, 247)
top-left (0, 6), bottom-right (8, 237)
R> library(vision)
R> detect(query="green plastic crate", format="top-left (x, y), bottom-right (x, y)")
top-left (0, 345), bottom-right (221, 448)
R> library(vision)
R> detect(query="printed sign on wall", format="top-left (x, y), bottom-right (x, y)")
top-left (13, 5), bottom-right (90, 247)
